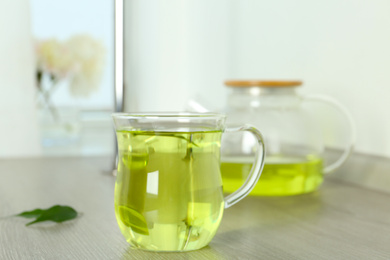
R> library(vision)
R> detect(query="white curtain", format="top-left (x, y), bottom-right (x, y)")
top-left (124, 0), bottom-right (234, 112)
top-left (0, 0), bottom-right (41, 157)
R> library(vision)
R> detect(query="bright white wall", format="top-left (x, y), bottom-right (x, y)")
top-left (124, 0), bottom-right (390, 158)
top-left (230, 0), bottom-right (390, 158)
top-left (30, 0), bottom-right (114, 110)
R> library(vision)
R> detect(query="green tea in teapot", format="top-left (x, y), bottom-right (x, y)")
top-left (115, 130), bottom-right (224, 251)
top-left (221, 155), bottom-right (323, 196)
top-left (217, 80), bottom-right (355, 196)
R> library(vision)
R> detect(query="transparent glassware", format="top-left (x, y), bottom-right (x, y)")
top-left (220, 80), bottom-right (356, 196)
top-left (112, 112), bottom-right (265, 251)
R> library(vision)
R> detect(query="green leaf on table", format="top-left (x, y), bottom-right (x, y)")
top-left (15, 205), bottom-right (78, 226)
top-left (16, 209), bottom-right (44, 218)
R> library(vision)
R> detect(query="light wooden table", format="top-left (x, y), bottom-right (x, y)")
top-left (1, 156), bottom-right (390, 259)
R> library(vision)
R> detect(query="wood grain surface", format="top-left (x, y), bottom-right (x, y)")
top-left (0, 156), bottom-right (389, 259)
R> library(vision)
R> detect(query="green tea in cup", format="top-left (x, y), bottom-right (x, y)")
top-left (112, 113), bottom-right (265, 252)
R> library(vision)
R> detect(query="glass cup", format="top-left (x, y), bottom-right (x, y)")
top-left (112, 112), bottom-right (265, 252)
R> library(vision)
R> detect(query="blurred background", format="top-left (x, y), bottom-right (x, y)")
top-left (2, 0), bottom-right (390, 159)
top-left (1, 0), bottom-right (114, 158)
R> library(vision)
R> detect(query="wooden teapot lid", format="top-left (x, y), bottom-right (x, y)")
top-left (224, 80), bottom-right (302, 87)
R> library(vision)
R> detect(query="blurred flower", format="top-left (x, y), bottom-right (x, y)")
top-left (35, 34), bottom-right (106, 97)
top-left (35, 34), bottom-right (106, 121)
top-left (35, 38), bottom-right (75, 79)
top-left (66, 35), bottom-right (106, 97)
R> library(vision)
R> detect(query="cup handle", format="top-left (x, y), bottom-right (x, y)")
top-left (223, 125), bottom-right (266, 208)
top-left (303, 94), bottom-right (357, 174)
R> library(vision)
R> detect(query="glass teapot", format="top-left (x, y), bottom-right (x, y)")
top-left (219, 80), bottom-right (356, 196)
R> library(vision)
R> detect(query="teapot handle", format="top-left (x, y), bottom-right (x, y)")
top-left (303, 94), bottom-right (357, 174)
top-left (223, 125), bottom-right (266, 208)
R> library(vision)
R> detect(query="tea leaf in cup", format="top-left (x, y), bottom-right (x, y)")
top-left (117, 205), bottom-right (149, 235)
top-left (131, 131), bottom-right (199, 147)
